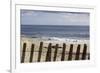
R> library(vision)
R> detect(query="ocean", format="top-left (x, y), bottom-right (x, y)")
top-left (21, 25), bottom-right (89, 40)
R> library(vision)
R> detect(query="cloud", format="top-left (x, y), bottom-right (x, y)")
top-left (21, 10), bottom-right (89, 25)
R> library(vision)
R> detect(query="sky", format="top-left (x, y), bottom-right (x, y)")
top-left (21, 9), bottom-right (89, 25)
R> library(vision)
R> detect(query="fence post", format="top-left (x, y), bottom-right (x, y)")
top-left (68, 44), bottom-right (73, 60)
top-left (45, 43), bottom-right (52, 62)
top-left (61, 43), bottom-right (66, 61)
top-left (29, 44), bottom-right (34, 63)
top-left (81, 44), bottom-right (87, 60)
top-left (37, 42), bottom-right (43, 62)
top-left (21, 43), bottom-right (26, 63)
top-left (53, 44), bottom-right (58, 61)
top-left (75, 44), bottom-right (80, 60)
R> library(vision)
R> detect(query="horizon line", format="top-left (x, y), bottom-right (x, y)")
top-left (21, 24), bottom-right (89, 26)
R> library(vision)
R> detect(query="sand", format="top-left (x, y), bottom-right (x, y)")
top-left (20, 36), bottom-right (90, 63)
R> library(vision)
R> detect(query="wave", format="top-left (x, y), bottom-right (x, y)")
top-left (21, 35), bottom-right (89, 43)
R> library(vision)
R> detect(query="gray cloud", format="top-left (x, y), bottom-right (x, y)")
top-left (21, 10), bottom-right (89, 25)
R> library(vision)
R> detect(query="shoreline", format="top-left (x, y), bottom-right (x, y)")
top-left (21, 35), bottom-right (89, 43)
top-left (21, 36), bottom-right (89, 52)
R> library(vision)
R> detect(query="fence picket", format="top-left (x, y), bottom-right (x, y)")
top-left (82, 44), bottom-right (87, 60)
top-left (45, 43), bottom-right (52, 61)
top-left (21, 43), bottom-right (26, 63)
top-left (68, 44), bottom-right (73, 60)
top-left (29, 44), bottom-right (34, 62)
top-left (61, 43), bottom-right (66, 61)
top-left (53, 44), bottom-right (58, 61)
top-left (37, 42), bottom-right (43, 62)
top-left (75, 44), bottom-right (80, 60)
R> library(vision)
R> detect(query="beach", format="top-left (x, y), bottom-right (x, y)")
top-left (20, 36), bottom-right (90, 63)
top-left (20, 10), bottom-right (90, 63)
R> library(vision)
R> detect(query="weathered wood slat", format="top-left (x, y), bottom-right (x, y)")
top-left (37, 42), bottom-right (43, 62)
top-left (53, 44), bottom-right (58, 61)
top-left (61, 43), bottom-right (66, 61)
top-left (21, 43), bottom-right (26, 63)
top-left (29, 44), bottom-right (34, 62)
top-left (75, 44), bottom-right (80, 60)
top-left (68, 44), bottom-right (73, 60)
top-left (82, 44), bottom-right (87, 60)
top-left (45, 43), bottom-right (52, 62)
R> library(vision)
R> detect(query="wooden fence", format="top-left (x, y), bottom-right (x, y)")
top-left (21, 42), bottom-right (90, 63)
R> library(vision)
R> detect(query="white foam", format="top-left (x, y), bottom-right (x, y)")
top-left (40, 36), bottom-right (89, 44)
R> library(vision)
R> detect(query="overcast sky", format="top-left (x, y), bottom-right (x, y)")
top-left (21, 9), bottom-right (89, 25)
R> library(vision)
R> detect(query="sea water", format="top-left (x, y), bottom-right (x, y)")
top-left (21, 25), bottom-right (89, 40)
